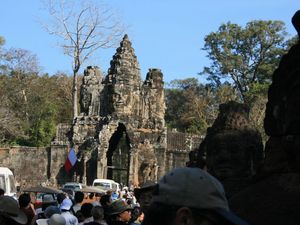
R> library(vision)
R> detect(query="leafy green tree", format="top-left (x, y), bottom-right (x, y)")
top-left (201, 20), bottom-right (293, 103)
top-left (0, 37), bottom-right (74, 146)
top-left (165, 78), bottom-right (237, 134)
top-left (0, 47), bottom-right (40, 123)
top-left (23, 74), bottom-right (73, 146)
top-left (0, 75), bottom-right (25, 145)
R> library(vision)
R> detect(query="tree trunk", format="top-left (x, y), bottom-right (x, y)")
top-left (72, 70), bottom-right (78, 118)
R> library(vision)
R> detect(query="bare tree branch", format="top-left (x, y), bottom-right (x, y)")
top-left (41, 0), bottom-right (126, 117)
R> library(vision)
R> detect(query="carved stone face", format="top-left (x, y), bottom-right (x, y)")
top-left (206, 131), bottom-right (256, 180)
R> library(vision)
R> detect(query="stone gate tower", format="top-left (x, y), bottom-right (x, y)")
top-left (52, 35), bottom-right (168, 186)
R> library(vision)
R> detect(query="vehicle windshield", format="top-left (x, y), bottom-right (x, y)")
top-left (9, 175), bottom-right (16, 193)
top-left (64, 185), bottom-right (80, 190)
top-left (0, 175), bottom-right (6, 192)
top-left (94, 182), bottom-right (110, 189)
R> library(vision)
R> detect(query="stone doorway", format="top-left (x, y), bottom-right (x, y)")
top-left (106, 123), bottom-right (131, 186)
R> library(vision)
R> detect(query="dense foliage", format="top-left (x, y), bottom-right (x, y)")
top-left (165, 78), bottom-right (237, 134)
top-left (0, 38), bottom-right (73, 146)
top-left (200, 20), bottom-right (295, 104)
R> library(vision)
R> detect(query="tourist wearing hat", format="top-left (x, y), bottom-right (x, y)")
top-left (37, 214), bottom-right (66, 225)
top-left (142, 167), bottom-right (249, 225)
top-left (133, 181), bottom-right (155, 214)
top-left (0, 196), bottom-right (28, 225)
top-left (49, 214), bottom-right (66, 225)
top-left (36, 205), bottom-right (61, 225)
top-left (60, 198), bottom-right (78, 225)
top-left (106, 199), bottom-right (132, 225)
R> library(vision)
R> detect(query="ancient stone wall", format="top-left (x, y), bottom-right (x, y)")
top-left (166, 131), bottom-right (202, 171)
top-left (0, 147), bottom-right (49, 189)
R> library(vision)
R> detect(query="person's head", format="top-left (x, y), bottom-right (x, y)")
top-left (44, 206), bottom-right (61, 218)
top-left (131, 206), bottom-right (143, 223)
top-left (18, 193), bottom-right (31, 208)
top-left (100, 194), bottom-right (112, 208)
top-left (81, 203), bottom-right (93, 219)
top-left (0, 196), bottom-right (28, 225)
top-left (134, 181), bottom-right (156, 213)
top-left (91, 206), bottom-right (104, 221)
top-left (48, 214), bottom-right (66, 225)
top-left (292, 10), bottom-right (300, 35)
top-left (107, 199), bottom-right (132, 223)
top-left (0, 188), bottom-right (4, 196)
top-left (142, 167), bottom-right (248, 225)
top-left (89, 193), bottom-right (94, 199)
top-left (74, 191), bottom-right (84, 204)
top-left (56, 193), bottom-right (66, 205)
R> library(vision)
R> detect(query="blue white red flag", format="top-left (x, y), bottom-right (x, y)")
top-left (64, 148), bottom-right (77, 173)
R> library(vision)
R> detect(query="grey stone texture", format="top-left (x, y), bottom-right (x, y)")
top-left (50, 34), bottom-right (201, 187)
top-left (196, 101), bottom-right (263, 198)
top-left (229, 11), bottom-right (300, 225)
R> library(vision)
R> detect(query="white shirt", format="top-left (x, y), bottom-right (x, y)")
top-left (61, 211), bottom-right (78, 225)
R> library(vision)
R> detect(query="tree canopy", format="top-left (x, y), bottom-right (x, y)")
top-left (0, 37), bottom-right (73, 146)
top-left (165, 78), bottom-right (237, 134)
top-left (201, 20), bottom-right (294, 103)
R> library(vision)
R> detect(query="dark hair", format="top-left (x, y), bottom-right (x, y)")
top-left (81, 203), bottom-right (93, 218)
top-left (75, 210), bottom-right (84, 223)
top-left (142, 202), bottom-right (230, 225)
top-left (100, 194), bottom-right (111, 208)
top-left (74, 191), bottom-right (84, 203)
top-left (92, 206), bottom-right (104, 220)
top-left (89, 193), bottom-right (94, 199)
top-left (56, 193), bottom-right (66, 204)
top-left (0, 189), bottom-right (4, 196)
top-left (18, 193), bottom-right (31, 208)
top-left (130, 206), bottom-right (142, 223)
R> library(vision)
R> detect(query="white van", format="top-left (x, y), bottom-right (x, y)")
top-left (92, 179), bottom-right (120, 192)
top-left (0, 167), bottom-right (17, 197)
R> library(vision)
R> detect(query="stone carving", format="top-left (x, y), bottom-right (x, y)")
top-left (137, 139), bottom-right (158, 184)
top-left (103, 34), bottom-right (142, 117)
top-left (141, 69), bottom-right (165, 129)
top-left (50, 34), bottom-right (199, 186)
top-left (229, 11), bottom-right (300, 225)
top-left (197, 101), bottom-right (263, 197)
top-left (80, 66), bottom-right (103, 116)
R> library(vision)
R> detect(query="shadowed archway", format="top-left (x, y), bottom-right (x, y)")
top-left (106, 123), bottom-right (131, 186)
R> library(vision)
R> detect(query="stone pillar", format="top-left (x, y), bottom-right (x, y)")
top-left (83, 155), bottom-right (88, 185)
top-left (128, 147), bottom-right (134, 186)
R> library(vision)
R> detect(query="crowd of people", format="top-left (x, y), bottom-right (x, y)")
top-left (0, 167), bottom-right (248, 225)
